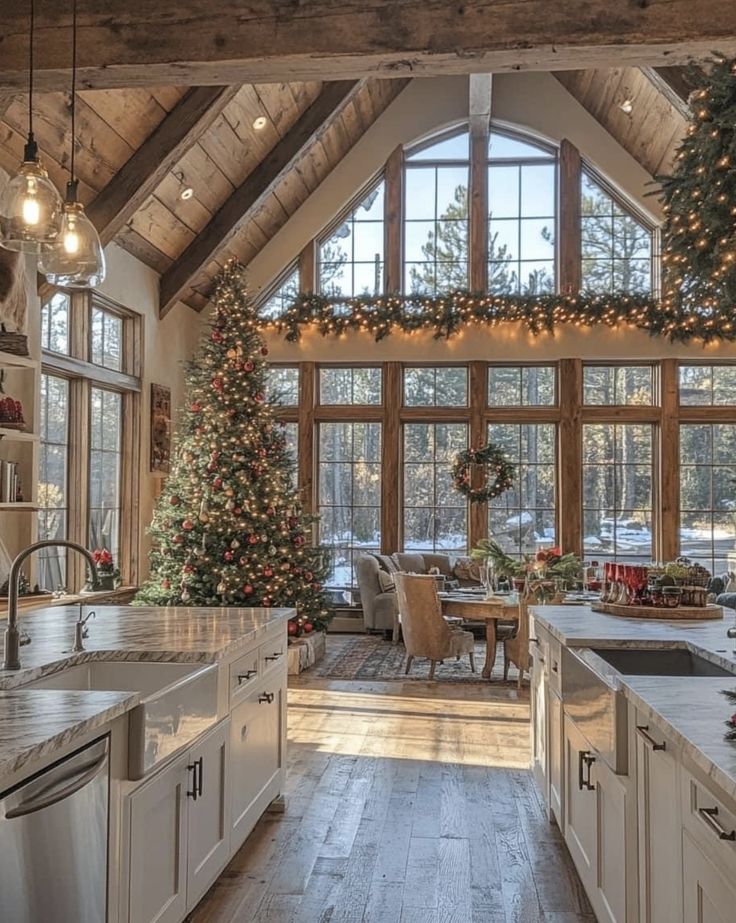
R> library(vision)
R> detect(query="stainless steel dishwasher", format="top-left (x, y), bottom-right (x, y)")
top-left (0, 736), bottom-right (109, 922)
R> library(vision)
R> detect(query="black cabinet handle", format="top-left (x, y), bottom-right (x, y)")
top-left (698, 806), bottom-right (736, 841)
top-left (578, 750), bottom-right (595, 791)
top-left (237, 670), bottom-right (257, 684)
top-left (636, 725), bottom-right (666, 752)
top-left (187, 759), bottom-right (199, 801)
top-left (258, 692), bottom-right (275, 704)
top-left (265, 652), bottom-right (282, 662)
top-left (197, 756), bottom-right (203, 797)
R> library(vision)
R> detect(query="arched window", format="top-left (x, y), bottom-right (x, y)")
top-left (487, 129), bottom-right (556, 294)
top-left (257, 264), bottom-right (299, 319)
top-left (318, 180), bottom-right (385, 297)
top-left (404, 128), bottom-right (470, 294)
top-left (581, 169), bottom-right (653, 293)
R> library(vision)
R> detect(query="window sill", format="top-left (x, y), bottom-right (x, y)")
top-left (0, 585), bottom-right (137, 620)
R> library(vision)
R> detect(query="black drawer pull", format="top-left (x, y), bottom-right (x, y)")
top-left (237, 670), bottom-right (257, 683)
top-left (578, 750), bottom-right (595, 791)
top-left (187, 757), bottom-right (202, 801)
top-left (258, 692), bottom-right (275, 704)
top-left (698, 806), bottom-right (736, 841)
top-left (636, 725), bottom-right (666, 751)
top-left (265, 652), bottom-right (282, 662)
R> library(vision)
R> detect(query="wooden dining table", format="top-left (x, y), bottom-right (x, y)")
top-left (440, 593), bottom-right (520, 680)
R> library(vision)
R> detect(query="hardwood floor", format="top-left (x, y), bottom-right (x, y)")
top-left (190, 671), bottom-right (593, 922)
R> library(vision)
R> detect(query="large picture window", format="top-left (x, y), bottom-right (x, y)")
top-left (318, 422), bottom-right (382, 597)
top-left (583, 423), bottom-right (653, 562)
top-left (404, 131), bottom-right (469, 294)
top-left (403, 422), bottom-right (468, 554)
top-left (488, 131), bottom-right (556, 294)
top-left (38, 374), bottom-right (69, 589)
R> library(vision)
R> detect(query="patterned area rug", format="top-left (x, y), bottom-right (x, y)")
top-left (309, 633), bottom-right (522, 684)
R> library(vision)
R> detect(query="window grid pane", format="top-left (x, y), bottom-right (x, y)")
top-left (403, 423), bottom-right (468, 554)
top-left (90, 305), bottom-right (123, 371)
top-left (403, 367), bottom-right (468, 406)
top-left (488, 365), bottom-right (557, 406)
top-left (319, 183), bottom-right (385, 298)
top-left (488, 423), bottom-right (557, 557)
top-left (318, 422), bottom-right (382, 597)
top-left (38, 374), bottom-right (69, 589)
top-left (679, 365), bottom-right (736, 406)
top-left (259, 269), bottom-right (299, 319)
top-left (320, 367), bottom-right (382, 405)
top-left (583, 365), bottom-right (654, 406)
top-left (89, 388), bottom-right (122, 561)
top-left (267, 367), bottom-right (300, 405)
top-left (41, 293), bottom-right (70, 354)
top-left (583, 423), bottom-right (653, 563)
top-left (680, 423), bottom-right (736, 573)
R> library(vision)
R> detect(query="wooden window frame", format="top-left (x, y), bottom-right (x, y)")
top-left (41, 291), bottom-right (142, 590)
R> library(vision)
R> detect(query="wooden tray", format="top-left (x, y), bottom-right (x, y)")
top-left (592, 602), bottom-right (723, 621)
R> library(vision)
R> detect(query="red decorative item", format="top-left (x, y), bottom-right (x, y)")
top-left (287, 620), bottom-right (298, 636)
top-left (182, 519), bottom-right (194, 531)
top-left (294, 535), bottom-right (305, 547)
top-left (254, 391), bottom-right (265, 403)
top-left (211, 330), bottom-right (223, 343)
top-left (212, 377), bottom-right (224, 391)
top-left (161, 579), bottom-right (171, 590)
top-left (303, 622), bottom-right (314, 633)
top-left (260, 346), bottom-right (269, 357)
top-left (244, 360), bottom-right (255, 372)
top-left (243, 583), bottom-right (254, 594)
top-left (262, 597), bottom-right (272, 607)
top-left (0, 396), bottom-right (26, 429)
top-left (248, 534), bottom-right (258, 545)
top-left (224, 550), bottom-right (234, 562)
top-left (263, 566), bottom-right (273, 578)
top-left (213, 477), bottom-right (223, 489)
top-left (173, 534), bottom-right (184, 544)
top-left (190, 401), bottom-right (202, 413)
top-left (183, 564), bottom-right (194, 574)
top-left (169, 495), bottom-right (180, 506)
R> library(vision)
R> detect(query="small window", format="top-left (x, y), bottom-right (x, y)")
top-left (89, 387), bottom-right (123, 560)
top-left (319, 183), bottom-right (384, 298)
top-left (679, 365), bottom-right (736, 405)
top-left (259, 268), bottom-right (298, 319)
top-left (581, 171), bottom-right (652, 293)
top-left (267, 367), bottom-right (299, 405)
top-left (320, 367), bottom-right (381, 405)
top-left (404, 367), bottom-right (467, 406)
top-left (41, 293), bottom-right (70, 355)
top-left (90, 304), bottom-right (123, 371)
top-left (488, 365), bottom-right (556, 406)
top-left (584, 366), bottom-right (654, 405)
top-left (38, 374), bottom-right (69, 589)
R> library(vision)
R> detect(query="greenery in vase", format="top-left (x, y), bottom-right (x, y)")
top-left (471, 539), bottom-right (581, 583)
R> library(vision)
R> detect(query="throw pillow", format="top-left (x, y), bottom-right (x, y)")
top-left (370, 553), bottom-right (399, 574)
top-left (454, 556), bottom-right (482, 582)
top-left (377, 570), bottom-right (396, 593)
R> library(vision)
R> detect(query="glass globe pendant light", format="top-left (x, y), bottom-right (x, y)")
top-left (0, 0), bottom-right (63, 252)
top-left (39, 0), bottom-right (105, 288)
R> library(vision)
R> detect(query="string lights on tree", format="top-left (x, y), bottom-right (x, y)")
top-left (135, 261), bottom-right (331, 636)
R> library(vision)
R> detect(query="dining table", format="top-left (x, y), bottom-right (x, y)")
top-left (439, 592), bottom-right (520, 680)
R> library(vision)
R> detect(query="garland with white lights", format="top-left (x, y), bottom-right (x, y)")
top-left (267, 292), bottom-right (736, 345)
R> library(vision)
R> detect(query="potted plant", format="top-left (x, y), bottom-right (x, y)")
top-left (89, 548), bottom-right (120, 591)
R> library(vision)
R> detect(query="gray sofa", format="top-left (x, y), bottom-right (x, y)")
top-left (356, 552), bottom-right (481, 633)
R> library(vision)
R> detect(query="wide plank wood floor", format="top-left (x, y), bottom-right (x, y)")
top-left (189, 670), bottom-right (594, 923)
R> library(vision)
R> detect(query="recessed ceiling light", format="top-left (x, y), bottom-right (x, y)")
top-left (180, 186), bottom-right (194, 201)
top-left (252, 116), bottom-right (268, 131)
top-left (619, 98), bottom-right (634, 115)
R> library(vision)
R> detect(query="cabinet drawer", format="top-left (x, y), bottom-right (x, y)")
top-left (259, 636), bottom-right (286, 674)
top-left (547, 635), bottom-right (562, 696)
top-left (228, 647), bottom-right (260, 704)
top-left (681, 766), bottom-right (736, 882)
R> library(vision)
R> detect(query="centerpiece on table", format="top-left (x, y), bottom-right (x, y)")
top-left (470, 539), bottom-right (582, 602)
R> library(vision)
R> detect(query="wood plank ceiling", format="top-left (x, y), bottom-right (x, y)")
top-left (0, 67), bottom-right (689, 315)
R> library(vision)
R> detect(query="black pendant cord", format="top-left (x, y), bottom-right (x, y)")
top-left (70, 0), bottom-right (77, 187)
top-left (28, 0), bottom-right (34, 139)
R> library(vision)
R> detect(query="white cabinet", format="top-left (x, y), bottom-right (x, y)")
top-left (530, 645), bottom-right (548, 801)
top-left (127, 721), bottom-right (230, 923)
top-left (548, 689), bottom-right (564, 829)
top-left (635, 720), bottom-right (682, 923)
top-left (564, 715), bottom-right (597, 889)
top-left (682, 830), bottom-right (736, 923)
top-left (186, 721), bottom-right (230, 910)
top-left (229, 670), bottom-right (285, 851)
top-left (128, 752), bottom-right (188, 923)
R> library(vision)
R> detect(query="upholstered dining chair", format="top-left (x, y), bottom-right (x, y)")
top-left (503, 590), bottom-right (531, 688)
top-left (394, 573), bottom-right (476, 680)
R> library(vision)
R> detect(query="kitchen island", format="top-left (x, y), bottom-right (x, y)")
top-left (530, 604), bottom-right (736, 923)
top-left (0, 604), bottom-right (291, 923)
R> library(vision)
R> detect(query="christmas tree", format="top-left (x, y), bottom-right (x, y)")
top-left (660, 58), bottom-right (736, 329)
top-left (135, 262), bottom-right (331, 636)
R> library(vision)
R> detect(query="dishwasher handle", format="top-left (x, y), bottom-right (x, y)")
top-left (5, 753), bottom-right (108, 820)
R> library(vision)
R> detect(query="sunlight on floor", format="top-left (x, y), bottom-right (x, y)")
top-left (287, 684), bottom-right (532, 769)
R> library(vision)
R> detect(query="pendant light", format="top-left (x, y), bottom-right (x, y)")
top-left (40, 0), bottom-right (105, 288)
top-left (0, 0), bottom-right (63, 252)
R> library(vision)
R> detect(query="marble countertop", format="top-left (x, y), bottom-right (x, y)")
top-left (532, 605), bottom-right (736, 803)
top-left (0, 605), bottom-right (293, 786)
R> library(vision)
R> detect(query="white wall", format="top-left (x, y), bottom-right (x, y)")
top-left (100, 244), bottom-right (203, 575)
top-left (245, 72), bottom-right (736, 362)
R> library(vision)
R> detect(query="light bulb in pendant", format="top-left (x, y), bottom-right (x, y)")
top-left (0, 138), bottom-right (62, 252)
top-left (39, 180), bottom-right (106, 289)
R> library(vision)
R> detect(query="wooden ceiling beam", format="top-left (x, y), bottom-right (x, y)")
top-left (1, 2), bottom-right (736, 90)
top-left (640, 66), bottom-right (696, 118)
top-left (88, 85), bottom-right (240, 246)
top-left (158, 80), bottom-right (360, 318)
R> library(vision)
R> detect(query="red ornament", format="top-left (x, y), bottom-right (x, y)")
top-left (224, 550), bottom-right (234, 562)
top-left (243, 583), bottom-right (254, 594)
top-left (263, 566), bottom-right (274, 578)
top-left (305, 571), bottom-right (313, 581)
top-left (287, 620), bottom-right (298, 636)
top-left (191, 401), bottom-right (202, 413)
top-left (212, 377), bottom-right (224, 391)
top-left (311, 582), bottom-right (322, 592)
top-left (261, 346), bottom-right (269, 357)
top-left (173, 534), bottom-right (184, 545)
top-left (244, 360), bottom-right (255, 373)
top-left (294, 535), bottom-right (305, 547)
top-left (162, 578), bottom-right (171, 590)
top-left (169, 495), bottom-right (180, 506)
top-left (288, 516), bottom-right (298, 529)
top-left (211, 330), bottom-right (223, 343)
top-left (213, 477), bottom-right (223, 489)
top-left (262, 597), bottom-right (272, 607)
top-left (303, 622), bottom-right (314, 633)
top-left (183, 564), bottom-right (194, 574)
top-left (248, 534), bottom-right (258, 545)
top-left (254, 391), bottom-right (265, 403)
top-left (234, 507), bottom-right (242, 515)
top-left (266, 506), bottom-right (275, 516)
top-left (182, 519), bottom-right (194, 531)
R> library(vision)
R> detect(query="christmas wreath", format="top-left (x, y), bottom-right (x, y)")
top-left (451, 443), bottom-right (514, 504)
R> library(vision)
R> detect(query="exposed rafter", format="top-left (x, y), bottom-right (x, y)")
top-left (88, 85), bottom-right (240, 246)
top-left (641, 66), bottom-right (696, 118)
top-left (159, 80), bottom-right (361, 318)
top-left (1, 2), bottom-right (736, 90)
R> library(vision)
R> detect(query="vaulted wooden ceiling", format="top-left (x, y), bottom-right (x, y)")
top-left (0, 66), bottom-right (693, 316)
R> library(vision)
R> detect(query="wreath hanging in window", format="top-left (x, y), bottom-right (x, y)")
top-left (451, 443), bottom-right (515, 504)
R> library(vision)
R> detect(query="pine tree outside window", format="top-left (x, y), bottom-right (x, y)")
top-left (319, 182), bottom-right (385, 300)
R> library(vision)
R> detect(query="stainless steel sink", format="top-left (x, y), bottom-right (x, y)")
top-left (22, 659), bottom-right (219, 779)
top-left (590, 647), bottom-right (733, 677)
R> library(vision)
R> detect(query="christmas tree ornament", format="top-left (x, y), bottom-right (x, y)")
top-left (216, 581), bottom-right (227, 594)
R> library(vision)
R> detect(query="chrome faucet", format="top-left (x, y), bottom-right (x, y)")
top-left (3, 540), bottom-right (100, 671)
top-left (73, 607), bottom-right (96, 653)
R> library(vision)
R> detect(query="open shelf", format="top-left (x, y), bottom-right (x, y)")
top-left (0, 428), bottom-right (38, 442)
top-left (0, 351), bottom-right (36, 369)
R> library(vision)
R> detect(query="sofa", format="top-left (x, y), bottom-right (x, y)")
top-left (356, 551), bottom-right (482, 633)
